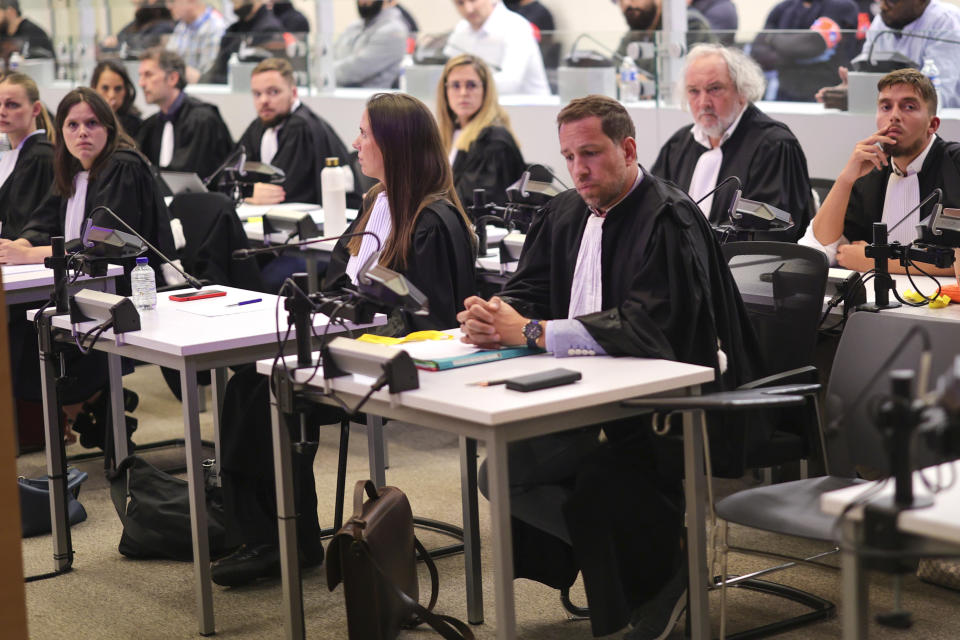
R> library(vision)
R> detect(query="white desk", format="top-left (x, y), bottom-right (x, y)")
top-left (821, 462), bottom-right (960, 640)
top-left (2, 263), bottom-right (123, 306)
top-left (28, 286), bottom-right (382, 637)
top-left (256, 351), bottom-right (714, 640)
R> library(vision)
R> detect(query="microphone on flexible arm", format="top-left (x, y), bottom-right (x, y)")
top-left (863, 30), bottom-right (960, 70)
top-left (693, 175), bottom-right (743, 221)
top-left (87, 206), bottom-right (205, 290)
top-left (887, 187), bottom-right (943, 237)
top-left (566, 33), bottom-right (624, 65)
top-left (203, 144), bottom-right (246, 186)
top-left (232, 230), bottom-right (383, 260)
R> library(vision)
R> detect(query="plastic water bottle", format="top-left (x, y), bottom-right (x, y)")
top-left (398, 53), bottom-right (414, 93)
top-left (8, 51), bottom-right (22, 72)
top-left (321, 157), bottom-right (348, 237)
top-left (131, 257), bottom-right (157, 311)
top-left (921, 58), bottom-right (945, 110)
top-left (618, 56), bottom-right (641, 103)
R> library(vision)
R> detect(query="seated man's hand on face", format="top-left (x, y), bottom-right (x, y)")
top-left (0, 238), bottom-right (42, 265)
top-left (836, 240), bottom-right (872, 271)
top-left (458, 295), bottom-right (528, 349)
top-left (247, 182), bottom-right (286, 205)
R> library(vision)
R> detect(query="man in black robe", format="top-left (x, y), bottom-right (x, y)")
top-left (135, 48), bottom-right (234, 182)
top-left (235, 57), bottom-right (353, 205)
top-left (201, 0), bottom-right (285, 84)
top-left (652, 43), bottom-right (814, 240)
top-left (458, 95), bottom-right (761, 639)
top-left (800, 68), bottom-right (960, 275)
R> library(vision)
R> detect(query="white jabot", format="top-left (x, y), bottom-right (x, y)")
top-left (159, 120), bottom-right (174, 167)
top-left (346, 191), bottom-right (392, 284)
top-left (0, 129), bottom-right (43, 190)
top-left (65, 172), bottom-right (90, 242)
top-left (448, 129), bottom-right (462, 165)
top-left (882, 135), bottom-right (937, 245)
top-left (567, 170), bottom-right (644, 318)
top-left (261, 99), bottom-right (301, 166)
top-left (688, 105), bottom-right (747, 217)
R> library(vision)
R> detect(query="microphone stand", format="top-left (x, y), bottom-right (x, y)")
top-left (89, 206), bottom-right (206, 290)
top-left (232, 230), bottom-right (383, 260)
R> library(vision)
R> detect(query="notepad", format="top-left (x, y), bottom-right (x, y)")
top-left (398, 339), bottom-right (540, 371)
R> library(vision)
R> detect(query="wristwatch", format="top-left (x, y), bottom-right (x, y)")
top-left (522, 319), bottom-right (543, 350)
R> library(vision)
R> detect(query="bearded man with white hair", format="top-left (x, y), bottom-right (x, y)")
top-left (652, 43), bottom-right (813, 239)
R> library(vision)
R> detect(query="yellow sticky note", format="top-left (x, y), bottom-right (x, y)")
top-left (357, 330), bottom-right (453, 345)
top-left (929, 294), bottom-right (951, 309)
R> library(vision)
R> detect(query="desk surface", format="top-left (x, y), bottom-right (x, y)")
top-left (29, 285), bottom-right (378, 358)
top-left (821, 462), bottom-right (960, 545)
top-left (2, 263), bottom-right (124, 291)
top-left (256, 348), bottom-right (714, 429)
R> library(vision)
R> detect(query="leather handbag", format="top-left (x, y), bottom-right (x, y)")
top-left (326, 480), bottom-right (474, 640)
top-left (19, 467), bottom-right (88, 537)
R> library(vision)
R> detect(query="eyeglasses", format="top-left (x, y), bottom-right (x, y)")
top-left (446, 80), bottom-right (481, 92)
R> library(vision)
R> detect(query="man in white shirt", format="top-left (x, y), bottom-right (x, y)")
top-left (800, 68), bottom-right (960, 274)
top-left (651, 43), bottom-right (813, 238)
top-left (444, 0), bottom-right (550, 95)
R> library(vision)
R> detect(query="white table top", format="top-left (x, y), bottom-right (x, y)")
top-left (2, 263), bottom-right (124, 291)
top-left (28, 285), bottom-right (380, 358)
top-left (821, 462), bottom-right (960, 545)
top-left (256, 347), bottom-right (714, 428)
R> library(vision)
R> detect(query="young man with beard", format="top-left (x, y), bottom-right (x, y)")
top-left (332, 0), bottom-right (409, 88)
top-left (135, 48), bottom-right (234, 181)
top-left (801, 68), bottom-right (960, 274)
top-left (235, 57), bottom-right (353, 205)
top-left (652, 44), bottom-right (813, 238)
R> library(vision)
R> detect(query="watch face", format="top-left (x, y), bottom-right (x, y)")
top-left (523, 320), bottom-right (542, 340)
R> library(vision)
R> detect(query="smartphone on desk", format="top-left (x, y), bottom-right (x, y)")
top-left (169, 289), bottom-right (227, 302)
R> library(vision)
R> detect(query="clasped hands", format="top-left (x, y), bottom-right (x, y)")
top-left (458, 295), bottom-right (533, 349)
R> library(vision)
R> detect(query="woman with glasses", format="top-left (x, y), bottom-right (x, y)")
top-left (436, 54), bottom-right (525, 209)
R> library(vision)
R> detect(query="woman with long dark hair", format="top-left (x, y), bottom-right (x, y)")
top-left (0, 71), bottom-right (55, 240)
top-left (436, 54), bottom-right (525, 208)
top-left (0, 87), bottom-right (175, 285)
top-left (91, 59), bottom-right (143, 137)
top-left (328, 91), bottom-right (478, 330)
top-left (210, 93), bottom-right (477, 588)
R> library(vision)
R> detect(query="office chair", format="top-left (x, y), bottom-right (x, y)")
top-left (810, 178), bottom-right (835, 211)
top-left (625, 311), bottom-right (960, 639)
top-left (722, 241), bottom-right (829, 482)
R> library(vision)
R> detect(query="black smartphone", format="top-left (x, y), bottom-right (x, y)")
top-left (504, 368), bottom-right (582, 392)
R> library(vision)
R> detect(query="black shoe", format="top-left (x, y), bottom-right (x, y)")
top-left (211, 543), bottom-right (281, 587)
top-left (625, 558), bottom-right (687, 640)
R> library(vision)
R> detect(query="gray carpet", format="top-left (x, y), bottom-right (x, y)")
top-left (17, 366), bottom-right (960, 639)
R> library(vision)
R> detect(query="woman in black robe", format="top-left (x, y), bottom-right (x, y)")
top-left (91, 59), bottom-right (143, 138)
top-left (436, 54), bottom-right (526, 210)
top-left (0, 71), bottom-right (54, 240)
top-left (1, 87), bottom-right (176, 286)
top-left (211, 92), bottom-right (478, 587)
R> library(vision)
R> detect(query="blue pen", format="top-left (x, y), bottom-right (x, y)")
top-left (226, 298), bottom-right (262, 307)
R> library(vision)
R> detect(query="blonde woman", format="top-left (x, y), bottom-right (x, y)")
top-left (436, 54), bottom-right (525, 208)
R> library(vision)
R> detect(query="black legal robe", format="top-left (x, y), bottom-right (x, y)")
top-left (497, 168), bottom-right (762, 636)
top-left (652, 102), bottom-right (813, 239)
top-left (0, 134), bottom-right (53, 240)
top-left (324, 198), bottom-right (477, 332)
top-left (452, 125), bottom-right (526, 209)
top-left (118, 110), bottom-right (143, 139)
top-left (844, 136), bottom-right (960, 242)
top-left (136, 94), bottom-right (234, 181)
top-left (236, 103), bottom-right (352, 206)
top-left (21, 148), bottom-right (177, 295)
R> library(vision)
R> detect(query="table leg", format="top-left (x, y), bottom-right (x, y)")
top-left (38, 326), bottom-right (70, 572)
top-left (211, 367), bottom-right (228, 475)
top-left (841, 519), bottom-right (868, 640)
top-left (108, 354), bottom-right (127, 466)
top-left (367, 415), bottom-right (387, 488)
top-left (180, 363), bottom-right (215, 636)
top-left (683, 404), bottom-right (710, 640)
top-left (271, 388), bottom-right (304, 640)
top-left (459, 436), bottom-right (484, 624)
top-left (486, 434), bottom-right (517, 639)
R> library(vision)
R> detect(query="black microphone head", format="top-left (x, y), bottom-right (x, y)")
top-left (473, 189), bottom-right (485, 209)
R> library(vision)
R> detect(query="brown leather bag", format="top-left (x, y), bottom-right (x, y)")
top-left (326, 480), bottom-right (474, 640)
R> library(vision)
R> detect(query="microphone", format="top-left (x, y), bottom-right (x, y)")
top-left (887, 187), bottom-right (942, 236)
top-left (694, 175), bottom-right (742, 222)
top-left (566, 33), bottom-right (624, 65)
top-left (88, 206), bottom-right (205, 290)
top-left (203, 145), bottom-right (246, 186)
top-left (862, 29), bottom-right (960, 70)
top-left (232, 230), bottom-right (383, 259)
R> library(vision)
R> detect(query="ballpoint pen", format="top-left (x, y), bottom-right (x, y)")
top-left (226, 298), bottom-right (262, 307)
